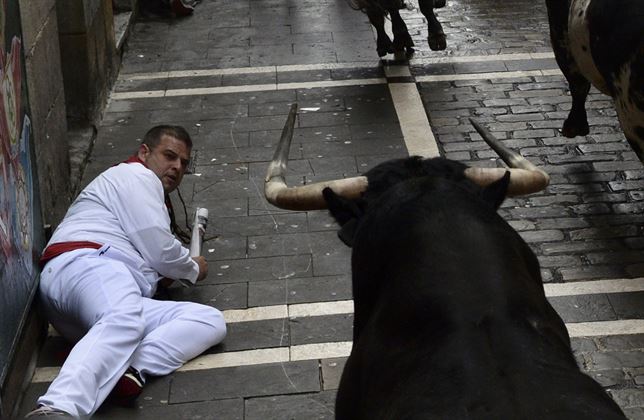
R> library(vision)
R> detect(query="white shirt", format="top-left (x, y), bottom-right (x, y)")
top-left (47, 161), bottom-right (198, 296)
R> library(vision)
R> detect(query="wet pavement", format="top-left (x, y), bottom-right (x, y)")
top-left (18, 0), bottom-right (644, 418)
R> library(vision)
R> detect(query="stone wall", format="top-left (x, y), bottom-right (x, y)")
top-left (19, 0), bottom-right (71, 229)
top-left (0, 1), bottom-right (133, 416)
top-left (56, 0), bottom-right (119, 124)
top-left (0, 3), bottom-right (70, 417)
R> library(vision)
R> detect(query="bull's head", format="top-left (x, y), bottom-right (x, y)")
top-left (264, 104), bottom-right (549, 244)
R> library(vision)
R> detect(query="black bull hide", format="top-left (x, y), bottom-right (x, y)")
top-left (355, 0), bottom-right (447, 57)
top-left (324, 157), bottom-right (626, 419)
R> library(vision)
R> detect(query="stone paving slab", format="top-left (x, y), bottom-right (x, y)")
top-left (289, 314), bottom-right (354, 346)
top-left (196, 254), bottom-right (314, 284)
top-left (170, 360), bottom-right (320, 403)
top-left (244, 391), bottom-right (336, 420)
top-left (168, 282), bottom-right (249, 310)
top-left (247, 275), bottom-right (353, 307)
top-left (97, 399), bottom-right (244, 420)
top-left (212, 318), bottom-right (291, 353)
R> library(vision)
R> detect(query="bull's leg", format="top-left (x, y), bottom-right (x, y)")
top-left (335, 356), bottom-right (361, 420)
top-left (389, 9), bottom-right (414, 57)
top-left (418, 0), bottom-right (446, 51)
top-left (562, 73), bottom-right (591, 137)
top-left (545, 0), bottom-right (590, 137)
top-left (433, 0), bottom-right (446, 8)
top-left (366, 10), bottom-right (394, 57)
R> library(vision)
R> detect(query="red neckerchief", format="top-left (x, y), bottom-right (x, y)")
top-left (121, 155), bottom-right (148, 167)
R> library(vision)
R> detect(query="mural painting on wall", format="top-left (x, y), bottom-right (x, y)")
top-left (1, 37), bottom-right (33, 274)
top-left (0, 0), bottom-right (41, 381)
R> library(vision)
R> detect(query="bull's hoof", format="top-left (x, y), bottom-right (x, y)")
top-left (393, 50), bottom-right (407, 61)
top-left (376, 40), bottom-right (394, 57)
top-left (391, 47), bottom-right (414, 61)
top-left (377, 44), bottom-right (394, 57)
top-left (393, 34), bottom-right (414, 53)
top-left (433, 0), bottom-right (446, 8)
top-left (561, 118), bottom-right (590, 138)
top-left (428, 33), bottom-right (447, 51)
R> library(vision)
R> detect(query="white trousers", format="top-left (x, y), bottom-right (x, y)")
top-left (37, 247), bottom-right (226, 417)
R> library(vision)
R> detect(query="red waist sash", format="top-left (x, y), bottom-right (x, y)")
top-left (40, 241), bottom-right (102, 268)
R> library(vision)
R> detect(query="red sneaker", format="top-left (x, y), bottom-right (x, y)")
top-left (108, 367), bottom-right (144, 406)
top-left (170, 0), bottom-right (194, 16)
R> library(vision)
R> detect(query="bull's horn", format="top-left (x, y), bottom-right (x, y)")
top-left (264, 103), bottom-right (368, 210)
top-left (465, 119), bottom-right (550, 195)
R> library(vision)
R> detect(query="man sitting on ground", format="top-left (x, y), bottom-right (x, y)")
top-left (26, 125), bottom-right (226, 418)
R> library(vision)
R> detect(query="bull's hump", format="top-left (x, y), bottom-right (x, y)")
top-left (569, 0), bottom-right (610, 94)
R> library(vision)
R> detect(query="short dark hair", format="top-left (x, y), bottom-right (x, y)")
top-left (143, 125), bottom-right (193, 149)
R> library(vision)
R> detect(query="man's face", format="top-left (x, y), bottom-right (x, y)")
top-left (138, 134), bottom-right (191, 194)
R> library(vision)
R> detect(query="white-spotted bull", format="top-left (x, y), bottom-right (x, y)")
top-left (264, 104), bottom-right (626, 419)
top-left (352, 0), bottom-right (447, 58)
top-left (545, 0), bottom-right (644, 160)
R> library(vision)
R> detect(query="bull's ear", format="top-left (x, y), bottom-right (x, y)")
top-left (481, 170), bottom-right (510, 209)
top-left (323, 187), bottom-right (363, 247)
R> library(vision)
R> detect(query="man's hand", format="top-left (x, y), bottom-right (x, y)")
top-left (193, 256), bottom-right (208, 282)
top-left (158, 277), bottom-right (174, 288)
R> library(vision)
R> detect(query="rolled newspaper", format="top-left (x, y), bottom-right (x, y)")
top-left (189, 207), bottom-right (209, 257)
top-left (179, 207), bottom-right (209, 287)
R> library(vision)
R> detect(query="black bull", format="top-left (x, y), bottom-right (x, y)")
top-left (545, 0), bottom-right (644, 161)
top-left (355, 0), bottom-right (447, 57)
top-left (324, 158), bottom-right (625, 419)
top-left (264, 108), bottom-right (627, 418)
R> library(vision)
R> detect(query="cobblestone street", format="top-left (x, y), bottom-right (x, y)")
top-left (19, 0), bottom-right (644, 418)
